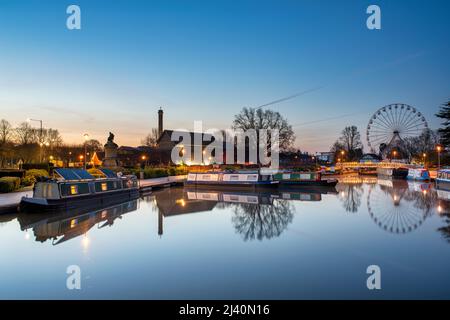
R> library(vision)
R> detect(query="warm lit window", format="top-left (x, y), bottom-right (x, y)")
top-left (70, 185), bottom-right (78, 195)
top-left (70, 219), bottom-right (77, 228)
top-left (101, 183), bottom-right (107, 191)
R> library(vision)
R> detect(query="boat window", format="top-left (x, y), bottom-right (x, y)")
top-left (101, 183), bottom-right (108, 191)
top-left (70, 185), bottom-right (78, 195)
top-left (230, 175), bottom-right (239, 180)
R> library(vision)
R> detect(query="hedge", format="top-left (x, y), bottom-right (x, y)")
top-left (21, 163), bottom-right (53, 172)
top-left (132, 167), bottom-right (188, 179)
top-left (0, 177), bottom-right (21, 193)
top-left (0, 170), bottom-right (25, 179)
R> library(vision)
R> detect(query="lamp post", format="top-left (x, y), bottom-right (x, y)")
top-left (27, 118), bottom-right (43, 162)
top-left (392, 150), bottom-right (397, 161)
top-left (140, 155), bottom-right (146, 179)
top-left (340, 150), bottom-right (345, 162)
top-left (83, 133), bottom-right (89, 170)
top-left (79, 155), bottom-right (84, 167)
top-left (436, 145), bottom-right (443, 171)
top-left (422, 153), bottom-right (427, 167)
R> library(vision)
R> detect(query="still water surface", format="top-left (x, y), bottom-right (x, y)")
top-left (1, 176), bottom-right (450, 299)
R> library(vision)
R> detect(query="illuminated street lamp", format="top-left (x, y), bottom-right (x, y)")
top-left (392, 150), bottom-right (397, 161)
top-left (422, 153), bottom-right (427, 167)
top-left (83, 133), bottom-right (90, 170)
top-left (141, 155), bottom-right (147, 167)
top-left (436, 144), bottom-right (443, 171)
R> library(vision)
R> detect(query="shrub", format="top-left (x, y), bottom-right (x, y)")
top-left (174, 167), bottom-right (188, 176)
top-left (21, 175), bottom-right (36, 186)
top-left (26, 169), bottom-right (49, 179)
top-left (143, 168), bottom-right (168, 179)
top-left (0, 177), bottom-right (21, 193)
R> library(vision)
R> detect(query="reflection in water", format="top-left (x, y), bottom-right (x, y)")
top-left (337, 184), bottom-right (363, 213)
top-left (367, 179), bottom-right (435, 234)
top-left (231, 200), bottom-right (294, 241)
top-left (17, 200), bottom-right (138, 245)
top-left (11, 180), bottom-right (450, 243)
top-left (438, 212), bottom-right (450, 243)
top-left (435, 189), bottom-right (450, 243)
top-left (151, 187), bottom-right (331, 240)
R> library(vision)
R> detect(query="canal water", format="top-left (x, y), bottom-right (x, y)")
top-left (1, 176), bottom-right (450, 299)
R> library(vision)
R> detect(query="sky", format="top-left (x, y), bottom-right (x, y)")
top-left (0, 0), bottom-right (449, 152)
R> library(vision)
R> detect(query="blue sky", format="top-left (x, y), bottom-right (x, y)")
top-left (0, 0), bottom-right (449, 152)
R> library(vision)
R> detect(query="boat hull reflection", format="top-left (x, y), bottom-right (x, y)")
top-left (18, 200), bottom-right (138, 245)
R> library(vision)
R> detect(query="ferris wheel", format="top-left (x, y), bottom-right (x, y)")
top-left (366, 104), bottom-right (428, 152)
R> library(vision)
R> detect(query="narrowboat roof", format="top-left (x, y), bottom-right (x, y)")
top-left (189, 170), bottom-right (260, 174)
top-left (54, 168), bottom-right (118, 181)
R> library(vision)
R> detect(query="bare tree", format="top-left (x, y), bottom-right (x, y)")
top-left (331, 126), bottom-right (363, 161)
top-left (0, 119), bottom-right (12, 145)
top-left (43, 128), bottom-right (64, 148)
top-left (232, 107), bottom-right (295, 151)
top-left (14, 122), bottom-right (37, 145)
top-left (403, 129), bottom-right (439, 161)
top-left (141, 128), bottom-right (159, 147)
top-left (85, 139), bottom-right (102, 152)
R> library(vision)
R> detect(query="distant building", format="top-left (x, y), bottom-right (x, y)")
top-left (359, 153), bottom-right (382, 163)
top-left (316, 152), bottom-right (335, 164)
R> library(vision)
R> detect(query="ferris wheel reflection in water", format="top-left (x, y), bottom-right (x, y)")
top-left (338, 178), bottom-right (447, 235)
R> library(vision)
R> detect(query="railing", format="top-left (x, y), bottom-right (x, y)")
top-left (335, 162), bottom-right (415, 169)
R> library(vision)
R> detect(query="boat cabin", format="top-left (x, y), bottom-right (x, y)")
top-left (33, 168), bottom-right (138, 200)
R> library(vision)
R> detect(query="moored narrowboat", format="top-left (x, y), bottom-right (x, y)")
top-left (435, 169), bottom-right (450, 191)
top-left (407, 168), bottom-right (430, 181)
top-left (20, 168), bottom-right (139, 213)
top-left (184, 171), bottom-right (278, 189)
top-left (273, 171), bottom-right (338, 187)
top-left (376, 167), bottom-right (409, 179)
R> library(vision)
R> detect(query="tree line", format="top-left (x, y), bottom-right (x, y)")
top-left (0, 119), bottom-right (103, 167)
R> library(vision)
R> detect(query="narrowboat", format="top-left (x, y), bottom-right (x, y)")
top-left (407, 168), bottom-right (430, 181)
top-left (184, 171), bottom-right (279, 189)
top-left (20, 168), bottom-right (139, 213)
top-left (376, 167), bottom-right (409, 179)
top-left (435, 169), bottom-right (450, 191)
top-left (273, 171), bottom-right (338, 187)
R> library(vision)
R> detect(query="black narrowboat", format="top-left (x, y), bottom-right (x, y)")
top-left (20, 168), bottom-right (139, 213)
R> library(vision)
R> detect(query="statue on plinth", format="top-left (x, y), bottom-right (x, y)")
top-left (103, 132), bottom-right (119, 168)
